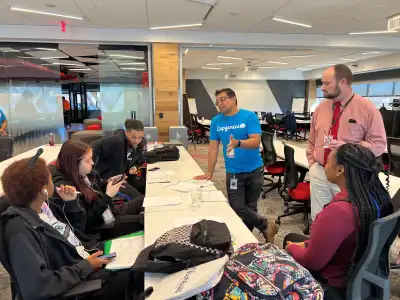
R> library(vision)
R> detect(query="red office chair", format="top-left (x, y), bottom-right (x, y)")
top-left (276, 144), bottom-right (311, 235)
top-left (261, 132), bottom-right (285, 198)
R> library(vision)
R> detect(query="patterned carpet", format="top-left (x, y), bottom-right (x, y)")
top-left (0, 140), bottom-right (399, 299)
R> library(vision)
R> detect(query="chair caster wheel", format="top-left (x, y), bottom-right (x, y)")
top-left (303, 228), bottom-right (310, 235)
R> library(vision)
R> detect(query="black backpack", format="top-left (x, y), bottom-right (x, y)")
top-left (146, 146), bottom-right (180, 164)
top-left (131, 220), bottom-right (233, 274)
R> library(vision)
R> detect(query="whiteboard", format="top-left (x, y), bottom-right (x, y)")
top-left (188, 98), bottom-right (198, 114)
top-left (292, 98), bottom-right (305, 113)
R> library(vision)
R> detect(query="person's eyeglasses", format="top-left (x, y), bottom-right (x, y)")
top-left (215, 96), bottom-right (231, 105)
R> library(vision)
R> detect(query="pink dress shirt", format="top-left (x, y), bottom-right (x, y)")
top-left (307, 93), bottom-right (387, 166)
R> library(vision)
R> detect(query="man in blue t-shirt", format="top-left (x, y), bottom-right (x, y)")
top-left (194, 88), bottom-right (278, 243)
top-left (0, 108), bottom-right (8, 136)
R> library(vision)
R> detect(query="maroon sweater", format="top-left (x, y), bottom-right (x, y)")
top-left (287, 190), bottom-right (356, 287)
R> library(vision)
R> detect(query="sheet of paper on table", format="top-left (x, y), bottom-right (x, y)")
top-left (144, 196), bottom-right (182, 208)
top-left (105, 236), bottom-right (144, 270)
top-left (174, 216), bottom-right (222, 228)
top-left (199, 190), bottom-right (227, 203)
top-left (167, 180), bottom-right (214, 192)
top-left (148, 172), bottom-right (170, 183)
top-left (148, 256), bottom-right (228, 300)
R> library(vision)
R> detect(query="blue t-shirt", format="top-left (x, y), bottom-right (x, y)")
top-left (0, 109), bottom-right (6, 124)
top-left (210, 109), bottom-right (263, 174)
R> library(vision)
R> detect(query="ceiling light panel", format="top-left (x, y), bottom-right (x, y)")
top-left (272, 17), bottom-right (311, 28)
top-left (268, 61), bottom-right (288, 65)
top-left (150, 23), bottom-right (203, 30)
top-left (10, 7), bottom-right (83, 20)
top-left (202, 67), bottom-right (221, 70)
top-left (206, 62), bottom-right (234, 65)
top-left (280, 55), bottom-right (316, 58)
top-left (217, 56), bottom-right (242, 60)
top-left (349, 31), bottom-right (396, 35)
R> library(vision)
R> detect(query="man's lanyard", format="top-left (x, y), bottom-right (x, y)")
top-left (330, 93), bottom-right (355, 130)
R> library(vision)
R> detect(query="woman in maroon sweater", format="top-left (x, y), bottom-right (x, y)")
top-left (284, 144), bottom-right (393, 296)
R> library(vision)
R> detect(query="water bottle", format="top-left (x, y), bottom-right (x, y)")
top-left (49, 133), bottom-right (55, 146)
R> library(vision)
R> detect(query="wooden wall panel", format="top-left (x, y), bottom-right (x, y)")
top-left (153, 43), bottom-right (179, 141)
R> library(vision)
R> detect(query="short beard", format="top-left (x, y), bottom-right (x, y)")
top-left (324, 86), bottom-right (341, 99)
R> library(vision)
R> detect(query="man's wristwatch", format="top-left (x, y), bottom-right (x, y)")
top-left (237, 140), bottom-right (241, 148)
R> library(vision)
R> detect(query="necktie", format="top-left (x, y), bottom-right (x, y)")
top-left (324, 101), bottom-right (341, 165)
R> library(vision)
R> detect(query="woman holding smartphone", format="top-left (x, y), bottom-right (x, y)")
top-left (50, 140), bottom-right (144, 240)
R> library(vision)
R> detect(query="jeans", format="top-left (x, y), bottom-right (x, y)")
top-left (310, 163), bottom-right (340, 220)
top-left (226, 166), bottom-right (267, 231)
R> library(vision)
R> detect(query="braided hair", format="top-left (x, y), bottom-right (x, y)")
top-left (335, 144), bottom-right (393, 280)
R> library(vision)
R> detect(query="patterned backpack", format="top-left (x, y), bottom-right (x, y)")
top-left (197, 243), bottom-right (324, 300)
top-left (132, 220), bottom-right (233, 274)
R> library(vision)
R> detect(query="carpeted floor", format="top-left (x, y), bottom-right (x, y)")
top-left (0, 139), bottom-right (399, 299)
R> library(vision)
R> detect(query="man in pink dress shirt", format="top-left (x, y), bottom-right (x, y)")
top-left (307, 64), bottom-right (386, 220)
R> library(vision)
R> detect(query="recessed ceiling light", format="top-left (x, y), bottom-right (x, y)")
top-left (268, 61), bottom-right (288, 65)
top-left (52, 62), bottom-right (84, 66)
top-left (69, 68), bottom-right (92, 71)
top-left (280, 55), bottom-right (316, 58)
top-left (259, 66), bottom-right (276, 69)
top-left (40, 56), bottom-right (67, 59)
top-left (118, 62), bottom-right (146, 66)
top-left (349, 30), bottom-right (396, 35)
top-left (340, 57), bottom-right (357, 62)
top-left (217, 55), bottom-right (242, 60)
top-left (206, 63), bottom-right (234, 65)
top-left (184, 48), bottom-right (189, 55)
top-left (10, 7), bottom-right (83, 20)
top-left (361, 51), bottom-right (381, 55)
top-left (109, 54), bottom-right (144, 59)
top-left (226, 50), bottom-right (236, 52)
top-left (272, 17), bottom-right (312, 28)
top-left (120, 67), bottom-right (146, 71)
top-left (150, 23), bottom-right (203, 30)
top-left (202, 67), bottom-right (222, 70)
top-left (17, 56), bottom-right (34, 59)
top-left (35, 48), bottom-right (57, 51)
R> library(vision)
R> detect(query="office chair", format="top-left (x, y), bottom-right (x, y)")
top-left (0, 196), bottom-right (101, 300)
top-left (261, 132), bottom-right (285, 198)
top-left (387, 137), bottom-right (400, 177)
top-left (0, 137), bottom-right (13, 162)
top-left (345, 209), bottom-right (400, 300)
top-left (276, 144), bottom-right (310, 235)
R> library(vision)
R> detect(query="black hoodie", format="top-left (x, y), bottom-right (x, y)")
top-left (1, 205), bottom-right (111, 300)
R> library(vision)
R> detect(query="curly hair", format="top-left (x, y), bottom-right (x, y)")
top-left (1, 158), bottom-right (49, 206)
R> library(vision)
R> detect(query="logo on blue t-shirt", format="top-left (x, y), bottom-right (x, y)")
top-left (210, 109), bottom-right (262, 174)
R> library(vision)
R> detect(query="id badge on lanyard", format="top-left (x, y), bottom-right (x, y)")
top-left (102, 206), bottom-right (115, 224)
top-left (230, 174), bottom-right (238, 190)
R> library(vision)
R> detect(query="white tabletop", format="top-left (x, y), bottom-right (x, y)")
top-left (144, 146), bottom-right (257, 289)
top-left (273, 141), bottom-right (400, 198)
top-left (0, 145), bottom-right (62, 196)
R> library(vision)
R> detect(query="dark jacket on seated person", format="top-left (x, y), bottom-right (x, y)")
top-left (2, 205), bottom-right (110, 300)
top-left (92, 133), bottom-right (147, 179)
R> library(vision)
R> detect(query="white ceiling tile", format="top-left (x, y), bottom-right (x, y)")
top-left (59, 44), bottom-right (99, 57)
top-left (203, 0), bottom-right (291, 32)
top-left (0, 2), bottom-right (35, 25)
top-left (74, 0), bottom-right (147, 28)
top-left (147, 0), bottom-right (210, 28)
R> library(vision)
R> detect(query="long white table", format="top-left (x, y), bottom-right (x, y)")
top-left (144, 146), bottom-right (257, 289)
top-left (0, 145), bottom-right (62, 196)
top-left (273, 141), bottom-right (400, 198)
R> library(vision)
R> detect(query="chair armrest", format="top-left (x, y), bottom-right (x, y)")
top-left (61, 280), bottom-right (102, 298)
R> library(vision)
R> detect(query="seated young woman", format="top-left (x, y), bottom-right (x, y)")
top-left (50, 140), bottom-right (144, 241)
top-left (284, 144), bottom-right (393, 296)
top-left (1, 156), bottom-right (141, 299)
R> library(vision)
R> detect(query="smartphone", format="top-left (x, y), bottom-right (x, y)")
top-left (112, 175), bottom-right (125, 185)
top-left (149, 167), bottom-right (160, 172)
top-left (99, 252), bottom-right (117, 260)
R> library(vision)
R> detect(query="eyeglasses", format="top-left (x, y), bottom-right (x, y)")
top-left (215, 96), bottom-right (231, 105)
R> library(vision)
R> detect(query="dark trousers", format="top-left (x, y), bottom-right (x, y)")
top-left (283, 233), bottom-right (346, 300)
top-left (226, 166), bottom-right (266, 231)
top-left (127, 175), bottom-right (146, 195)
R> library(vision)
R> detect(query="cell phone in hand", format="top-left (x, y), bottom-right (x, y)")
top-left (149, 167), bottom-right (160, 172)
top-left (113, 175), bottom-right (125, 185)
top-left (99, 252), bottom-right (117, 260)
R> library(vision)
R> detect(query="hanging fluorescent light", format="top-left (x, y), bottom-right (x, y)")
top-left (35, 48), bottom-right (57, 51)
top-left (184, 48), bottom-right (189, 55)
top-left (206, 62), bottom-right (234, 65)
top-left (349, 30), bottom-right (396, 35)
top-left (259, 66), bottom-right (276, 69)
top-left (361, 51), bottom-right (381, 55)
top-left (52, 62), bottom-right (84, 66)
top-left (109, 54), bottom-right (144, 59)
top-left (202, 67), bottom-right (222, 70)
top-left (217, 56), bottom-right (242, 60)
top-left (118, 62), bottom-right (146, 66)
top-left (268, 61), bottom-right (288, 65)
top-left (121, 67), bottom-right (146, 71)
top-left (272, 17), bottom-right (312, 28)
top-left (40, 57), bottom-right (68, 59)
top-left (297, 68), bottom-right (311, 71)
top-left (69, 68), bottom-right (93, 71)
top-left (150, 23), bottom-right (203, 30)
top-left (340, 57), bottom-right (357, 62)
top-left (226, 50), bottom-right (236, 52)
top-left (10, 7), bottom-right (83, 20)
top-left (280, 55), bottom-right (316, 58)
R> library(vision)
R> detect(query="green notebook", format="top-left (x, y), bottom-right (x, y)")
top-left (103, 231), bottom-right (144, 255)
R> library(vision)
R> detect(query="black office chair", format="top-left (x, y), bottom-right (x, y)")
top-left (261, 132), bottom-right (285, 198)
top-left (387, 137), bottom-right (400, 177)
top-left (276, 145), bottom-right (310, 234)
top-left (0, 196), bottom-right (101, 299)
top-left (0, 137), bottom-right (13, 162)
top-left (345, 209), bottom-right (400, 300)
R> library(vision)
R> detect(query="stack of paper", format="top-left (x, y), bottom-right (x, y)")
top-left (148, 172), bottom-right (170, 183)
top-left (199, 190), bottom-right (227, 203)
top-left (167, 180), bottom-right (214, 192)
top-left (144, 196), bottom-right (182, 208)
top-left (104, 232), bottom-right (144, 270)
top-left (148, 256), bottom-right (228, 300)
